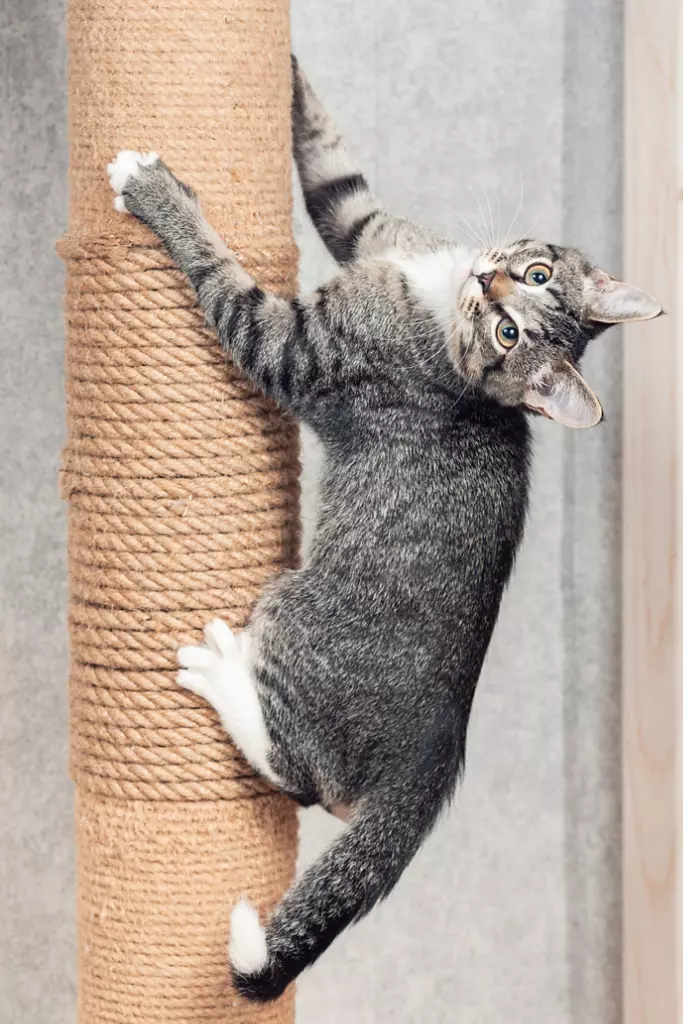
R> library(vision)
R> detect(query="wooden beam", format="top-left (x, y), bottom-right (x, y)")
top-left (623, 1), bottom-right (682, 1021)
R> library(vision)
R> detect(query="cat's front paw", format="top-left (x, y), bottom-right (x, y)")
top-left (106, 150), bottom-right (160, 212)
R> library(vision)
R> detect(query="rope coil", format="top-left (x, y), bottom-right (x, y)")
top-left (64, 241), bottom-right (299, 800)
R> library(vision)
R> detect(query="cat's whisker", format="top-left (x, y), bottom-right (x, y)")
top-left (416, 191), bottom-right (492, 254)
top-left (433, 198), bottom-right (489, 250)
top-left (503, 166), bottom-right (525, 245)
top-left (402, 313), bottom-right (463, 370)
top-left (387, 192), bottom-right (483, 249)
top-left (406, 330), bottom-right (454, 369)
top-left (450, 211), bottom-right (488, 251)
top-left (469, 185), bottom-right (493, 249)
top-left (399, 316), bottom-right (451, 335)
top-left (509, 213), bottom-right (541, 246)
top-left (480, 183), bottom-right (496, 251)
top-left (449, 203), bottom-right (497, 253)
top-left (451, 323), bottom-right (475, 407)
top-left (439, 316), bottom-right (475, 378)
top-left (451, 222), bottom-right (488, 251)
top-left (452, 331), bottom-right (473, 377)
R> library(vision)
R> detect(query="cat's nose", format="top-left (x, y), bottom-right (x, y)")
top-left (477, 270), bottom-right (496, 293)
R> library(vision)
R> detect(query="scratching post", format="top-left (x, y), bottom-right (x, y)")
top-left (59, 1), bottom-right (299, 1021)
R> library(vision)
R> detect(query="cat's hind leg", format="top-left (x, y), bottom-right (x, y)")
top-left (177, 619), bottom-right (282, 787)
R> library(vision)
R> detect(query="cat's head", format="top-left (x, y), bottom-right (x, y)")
top-left (450, 241), bottom-right (661, 426)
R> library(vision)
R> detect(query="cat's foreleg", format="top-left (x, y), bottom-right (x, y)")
top-left (292, 58), bottom-right (435, 262)
top-left (107, 151), bottom-right (326, 416)
top-left (177, 619), bottom-right (282, 787)
top-left (291, 59), bottom-right (385, 264)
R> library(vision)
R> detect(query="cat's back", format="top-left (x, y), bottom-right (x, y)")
top-left (305, 397), bottom-right (531, 618)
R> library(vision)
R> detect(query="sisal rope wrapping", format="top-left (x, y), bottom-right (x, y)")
top-left (61, 1), bottom-right (299, 1019)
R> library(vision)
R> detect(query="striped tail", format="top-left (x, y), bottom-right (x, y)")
top-left (228, 795), bottom-right (431, 1001)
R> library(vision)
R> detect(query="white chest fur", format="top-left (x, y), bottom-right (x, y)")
top-left (385, 246), bottom-right (475, 331)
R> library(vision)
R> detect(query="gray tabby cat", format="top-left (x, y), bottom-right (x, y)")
top-left (106, 58), bottom-right (661, 1002)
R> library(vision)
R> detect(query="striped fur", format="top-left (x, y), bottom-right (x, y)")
top-left (292, 56), bottom-right (442, 263)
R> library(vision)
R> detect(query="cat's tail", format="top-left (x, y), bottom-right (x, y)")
top-left (228, 793), bottom-right (433, 1001)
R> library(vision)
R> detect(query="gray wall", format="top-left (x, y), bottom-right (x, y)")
top-left (1, 2), bottom-right (73, 1022)
top-left (0, 1), bottom-right (623, 1021)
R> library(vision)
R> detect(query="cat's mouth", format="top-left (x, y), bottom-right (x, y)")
top-left (459, 273), bottom-right (485, 309)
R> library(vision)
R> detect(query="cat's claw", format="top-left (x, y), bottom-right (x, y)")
top-left (106, 150), bottom-right (159, 211)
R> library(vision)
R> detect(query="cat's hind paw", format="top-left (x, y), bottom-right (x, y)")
top-left (177, 620), bottom-right (278, 786)
top-left (177, 645), bottom-right (225, 709)
top-left (106, 150), bottom-right (159, 211)
top-left (203, 617), bottom-right (242, 659)
top-left (176, 620), bottom-right (248, 712)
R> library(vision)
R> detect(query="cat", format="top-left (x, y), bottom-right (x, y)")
top-left (106, 57), bottom-right (661, 1002)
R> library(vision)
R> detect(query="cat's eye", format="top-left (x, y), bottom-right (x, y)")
top-left (496, 317), bottom-right (520, 349)
top-left (524, 263), bottom-right (553, 286)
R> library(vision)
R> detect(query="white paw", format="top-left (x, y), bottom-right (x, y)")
top-left (106, 149), bottom-right (159, 211)
top-left (177, 619), bottom-right (248, 712)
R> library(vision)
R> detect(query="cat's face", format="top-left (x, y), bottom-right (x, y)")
top-left (451, 241), bottom-right (661, 426)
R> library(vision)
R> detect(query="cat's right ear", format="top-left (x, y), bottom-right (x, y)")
top-left (523, 362), bottom-right (603, 428)
top-left (585, 270), bottom-right (663, 324)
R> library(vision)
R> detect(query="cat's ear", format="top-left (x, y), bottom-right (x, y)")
top-left (585, 269), bottom-right (662, 324)
top-left (523, 362), bottom-right (603, 428)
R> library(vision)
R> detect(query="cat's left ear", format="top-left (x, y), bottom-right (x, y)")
top-left (523, 361), bottom-right (603, 428)
top-left (585, 269), bottom-right (663, 324)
